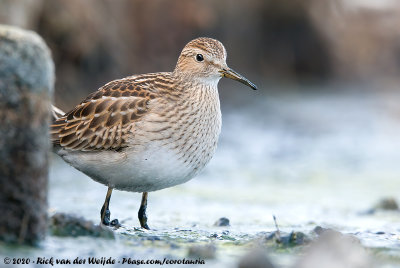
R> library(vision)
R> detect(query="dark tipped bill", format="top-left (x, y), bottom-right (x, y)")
top-left (220, 68), bottom-right (258, 90)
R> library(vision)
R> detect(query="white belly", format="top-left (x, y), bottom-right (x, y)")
top-left (57, 142), bottom-right (201, 192)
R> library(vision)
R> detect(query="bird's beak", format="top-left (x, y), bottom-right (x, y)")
top-left (220, 68), bottom-right (258, 90)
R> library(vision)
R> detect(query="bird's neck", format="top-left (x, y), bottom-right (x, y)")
top-left (175, 76), bottom-right (220, 104)
top-left (172, 71), bottom-right (220, 92)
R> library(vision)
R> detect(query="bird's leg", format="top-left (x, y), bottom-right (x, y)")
top-left (138, 192), bottom-right (150, 229)
top-left (100, 187), bottom-right (119, 226)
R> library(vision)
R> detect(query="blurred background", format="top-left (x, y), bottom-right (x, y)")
top-left (1, 0), bottom-right (400, 267)
top-left (1, 0), bottom-right (400, 108)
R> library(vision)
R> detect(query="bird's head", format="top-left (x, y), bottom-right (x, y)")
top-left (174, 37), bottom-right (257, 90)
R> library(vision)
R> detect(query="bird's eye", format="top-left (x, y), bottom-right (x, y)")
top-left (196, 54), bottom-right (204, 62)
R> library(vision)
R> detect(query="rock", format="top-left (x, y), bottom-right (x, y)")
top-left (188, 244), bottom-right (216, 259)
top-left (214, 217), bottom-right (230, 226)
top-left (238, 248), bottom-right (275, 268)
top-left (313, 226), bottom-right (327, 235)
top-left (313, 226), bottom-right (339, 236)
top-left (0, 24), bottom-right (54, 245)
top-left (209, 233), bottom-right (218, 238)
top-left (295, 230), bottom-right (374, 268)
top-left (375, 197), bottom-right (399, 211)
top-left (50, 213), bottom-right (114, 239)
top-left (313, 227), bottom-right (360, 244)
top-left (363, 197), bottom-right (399, 215)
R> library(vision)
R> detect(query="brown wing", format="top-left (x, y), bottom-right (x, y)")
top-left (51, 77), bottom-right (157, 151)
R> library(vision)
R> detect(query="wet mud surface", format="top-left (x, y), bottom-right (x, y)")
top-left (2, 85), bottom-right (400, 267)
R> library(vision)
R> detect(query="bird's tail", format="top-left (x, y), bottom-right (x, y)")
top-left (51, 105), bottom-right (65, 152)
top-left (51, 105), bottom-right (65, 121)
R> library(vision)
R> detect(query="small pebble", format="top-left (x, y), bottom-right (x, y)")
top-left (364, 197), bottom-right (400, 214)
top-left (214, 217), bottom-right (230, 226)
top-left (375, 197), bottom-right (399, 210)
top-left (313, 226), bottom-right (335, 236)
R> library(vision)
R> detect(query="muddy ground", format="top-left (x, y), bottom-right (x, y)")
top-left (1, 83), bottom-right (400, 267)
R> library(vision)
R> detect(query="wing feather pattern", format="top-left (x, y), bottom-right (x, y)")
top-left (51, 77), bottom-right (159, 151)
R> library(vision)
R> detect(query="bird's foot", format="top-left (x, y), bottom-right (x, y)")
top-left (100, 206), bottom-right (111, 225)
top-left (141, 222), bottom-right (150, 230)
top-left (110, 218), bottom-right (120, 227)
top-left (100, 209), bottom-right (120, 227)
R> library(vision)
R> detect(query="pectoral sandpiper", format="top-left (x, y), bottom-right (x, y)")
top-left (51, 37), bottom-right (257, 229)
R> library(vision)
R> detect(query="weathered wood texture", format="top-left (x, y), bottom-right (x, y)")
top-left (0, 25), bottom-right (54, 245)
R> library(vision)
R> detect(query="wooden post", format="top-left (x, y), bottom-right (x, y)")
top-left (0, 25), bottom-right (54, 245)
